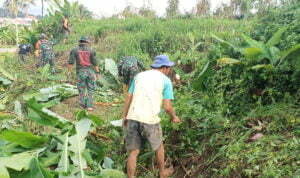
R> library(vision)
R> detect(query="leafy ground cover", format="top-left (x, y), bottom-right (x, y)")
top-left (0, 4), bottom-right (300, 177)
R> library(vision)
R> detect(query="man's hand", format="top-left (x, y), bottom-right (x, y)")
top-left (171, 116), bottom-right (181, 123)
top-left (163, 99), bottom-right (181, 123)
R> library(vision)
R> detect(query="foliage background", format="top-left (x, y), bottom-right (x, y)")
top-left (0, 0), bottom-right (300, 177)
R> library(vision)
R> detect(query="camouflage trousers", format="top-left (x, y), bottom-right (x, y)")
top-left (37, 56), bottom-right (55, 73)
top-left (77, 68), bottom-right (96, 108)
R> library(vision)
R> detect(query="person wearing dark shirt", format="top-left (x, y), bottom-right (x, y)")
top-left (18, 44), bottom-right (32, 62)
top-left (68, 36), bottom-right (99, 111)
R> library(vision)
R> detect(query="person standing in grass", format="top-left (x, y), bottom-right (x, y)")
top-left (18, 43), bottom-right (32, 63)
top-left (62, 15), bottom-right (71, 43)
top-left (122, 55), bottom-right (181, 178)
top-left (36, 33), bottom-right (56, 73)
top-left (68, 36), bottom-right (100, 111)
top-left (118, 56), bottom-right (145, 96)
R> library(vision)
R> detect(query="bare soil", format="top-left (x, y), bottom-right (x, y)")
top-left (51, 96), bottom-right (122, 121)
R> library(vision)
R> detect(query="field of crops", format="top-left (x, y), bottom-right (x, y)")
top-left (0, 1), bottom-right (300, 178)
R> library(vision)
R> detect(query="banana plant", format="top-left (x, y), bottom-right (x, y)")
top-left (212, 27), bottom-right (300, 68)
top-left (194, 28), bottom-right (300, 91)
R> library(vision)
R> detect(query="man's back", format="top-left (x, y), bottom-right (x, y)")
top-left (69, 45), bottom-right (97, 72)
top-left (127, 70), bottom-right (174, 124)
top-left (19, 44), bottom-right (31, 54)
top-left (118, 56), bottom-right (144, 85)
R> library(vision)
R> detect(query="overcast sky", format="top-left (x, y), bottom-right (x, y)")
top-left (1, 0), bottom-right (231, 17)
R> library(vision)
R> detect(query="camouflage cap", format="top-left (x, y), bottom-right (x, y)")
top-left (79, 36), bottom-right (90, 43)
top-left (40, 33), bottom-right (47, 39)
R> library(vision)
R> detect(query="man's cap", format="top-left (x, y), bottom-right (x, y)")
top-left (40, 33), bottom-right (47, 39)
top-left (151, 55), bottom-right (175, 68)
top-left (79, 36), bottom-right (90, 43)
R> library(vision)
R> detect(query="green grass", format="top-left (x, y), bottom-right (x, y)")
top-left (1, 15), bottom-right (299, 177)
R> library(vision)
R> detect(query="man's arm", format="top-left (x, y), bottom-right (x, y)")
top-left (122, 93), bottom-right (133, 127)
top-left (68, 49), bottom-right (76, 71)
top-left (90, 50), bottom-right (100, 76)
top-left (122, 93), bottom-right (133, 119)
top-left (35, 40), bottom-right (41, 50)
top-left (163, 99), bottom-right (180, 123)
top-left (122, 78), bottom-right (135, 126)
top-left (162, 77), bottom-right (181, 123)
top-left (63, 18), bottom-right (70, 32)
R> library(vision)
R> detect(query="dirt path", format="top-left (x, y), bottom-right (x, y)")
top-left (0, 48), bottom-right (17, 53)
top-left (51, 96), bottom-right (122, 121)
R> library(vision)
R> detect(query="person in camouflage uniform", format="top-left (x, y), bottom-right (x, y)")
top-left (68, 36), bottom-right (99, 111)
top-left (118, 56), bottom-right (145, 95)
top-left (36, 34), bottom-right (55, 73)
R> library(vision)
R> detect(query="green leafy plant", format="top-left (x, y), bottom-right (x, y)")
top-left (212, 27), bottom-right (300, 67)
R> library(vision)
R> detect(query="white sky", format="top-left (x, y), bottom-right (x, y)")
top-left (0, 0), bottom-right (231, 17)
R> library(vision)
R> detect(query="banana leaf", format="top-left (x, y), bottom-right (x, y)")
top-left (26, 98), bottom-right (72, 129)
top-left (0, 150), bottom-right (38, 178)
top-left (251, 64), bottom-right (274, 70)
top-left (26, 157), bottom-right (54, 178)
top-left (0, 130), bottom-right (48, 148)
top-left (217, 58), bottom-right (241, 65)
top-left (102, 157), bottom-right (114, 169)
top-left (192, 61), bottom-right (215, 91)
top-left (211, 34), bottom-right (236, 49)
top-left (105, 58), bottom-right (118, 78)
top-left (68, 119), bottom-right (92, 178)
top-left (23, 84), bottom-right (78, 102)
top-left (279, 44), bottom-right (300, 66)
top-left (0, 77), bottom-right (12, 86)
top-left (0, 66), bottom-right (16, 81)
top-left (243, 47), bottom-right (263, 60)
top-left (241, 34), bottom-right (265, 49)
top-left (266, 27), bottom-right (289, 47)
top-left (56, 132), bottom-right (69, 174)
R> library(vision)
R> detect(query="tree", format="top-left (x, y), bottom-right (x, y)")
top-left (49, 0), bottom-right (93, 18)
top-left (139, 7), bottom-right (156, 18)
top-left (213, 3), bottom-right (233, 18)
top-left (120, 5), bottom-right (138, 18)
top-left (254, 0), bottom-right (280, 15)
top-left (4, 0), bottom-right (35, 45)
top-left (195, 0), bottom-right (210, 16)
top-left (139, 0), bottom-right (156, 18)
top-left (166, 0), bottom-right (179, 17)
top-left (230, 0), bottom-right (255, 17)
top-left (4, 0), bottom-right (34, 17)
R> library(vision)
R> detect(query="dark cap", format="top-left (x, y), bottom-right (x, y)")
top-left (79, 36), bottom-right (90, 43)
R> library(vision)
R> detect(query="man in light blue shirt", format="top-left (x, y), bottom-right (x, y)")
top-left (122, 55), bottom-right (181, 178)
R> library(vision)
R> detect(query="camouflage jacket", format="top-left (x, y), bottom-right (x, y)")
top-left (40, 40), bottom-right (54, 59)
top-left (69, 44), bottom-right (97, 74)
top-left (118, 56), bottom-right (145, 85)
